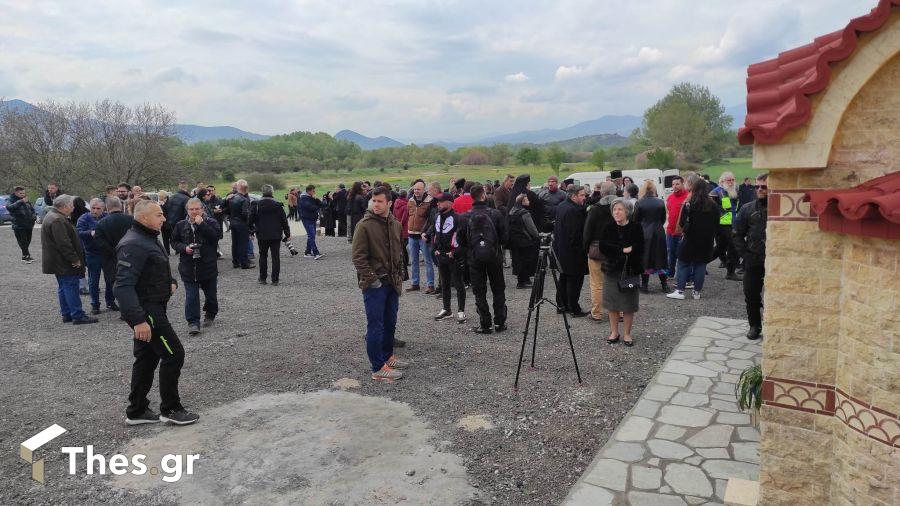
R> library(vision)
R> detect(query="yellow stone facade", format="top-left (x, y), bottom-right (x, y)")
top-left (757, 18), bottom-right (899, 506)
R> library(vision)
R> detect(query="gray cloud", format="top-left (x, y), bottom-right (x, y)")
top-left (153, 67), bottom-right (198, 85)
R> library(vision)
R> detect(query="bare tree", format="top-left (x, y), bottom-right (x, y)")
top-left (0, 100), bottom-right (80, 191)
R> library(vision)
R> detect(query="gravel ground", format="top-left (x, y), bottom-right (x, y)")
top-left (0, 225), bottom-right (746, 505)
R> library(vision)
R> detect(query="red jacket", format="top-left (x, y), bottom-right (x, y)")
top-left (665, 190), bottom-right (689, 236)
top-left (452, 193), bottom-right (473, 215)
top-left (393, 197), bottom-right (409, 239)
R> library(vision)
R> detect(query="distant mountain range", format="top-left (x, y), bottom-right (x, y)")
top-left (172, 124), bottom-right (269, 144)
top-left (334, 129), bottom-right (404, 150)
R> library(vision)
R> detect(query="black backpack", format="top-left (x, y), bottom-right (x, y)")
top-left (467, 209), bottom-right (499, 263)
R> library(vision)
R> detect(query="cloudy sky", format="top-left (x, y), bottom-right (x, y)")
top-left (0, 0), bottom-right (875, 141)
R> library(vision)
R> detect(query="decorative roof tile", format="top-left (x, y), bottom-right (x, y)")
top-left (737, 0), bottom-right (899, 145)
top-left (804, 171), bottom-right (900, 239)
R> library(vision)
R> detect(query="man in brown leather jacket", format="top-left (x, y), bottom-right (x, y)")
top-left (405, 180), bottom-right (435, 293)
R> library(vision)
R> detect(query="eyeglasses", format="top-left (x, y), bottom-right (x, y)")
top-left (754, 185), bottom-right (768, 190)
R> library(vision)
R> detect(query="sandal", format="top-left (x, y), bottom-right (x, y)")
top-left (623, 336), bottom-right (634, 347)
top-left (606, 335), bottom-right (620, 344)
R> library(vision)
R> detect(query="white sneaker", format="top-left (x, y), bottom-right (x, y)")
top-left (303, 253), bottom-right (314, 258)
top-left (666, 290), bottom-right (686, 300)
top-left (314, 254), bottom-right (324, 260)
top-left (457, 311), bottom-right (467, 324)
top-left (685, 282), bottom-right (694, 289)
top-left (692, 291), bottom-right (701, 300)
top-left (435, 309), bottom-right (452, 321)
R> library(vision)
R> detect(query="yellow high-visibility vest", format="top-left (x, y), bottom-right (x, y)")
top-left (720, 196), bottom-right (733, 226)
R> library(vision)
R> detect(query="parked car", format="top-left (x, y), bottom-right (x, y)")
top-left (0, 195), bottom-right (11, 225)
top-left (33, 197), bottom-right (47, 224)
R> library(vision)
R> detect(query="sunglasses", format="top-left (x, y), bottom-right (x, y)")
top-left (754, 185), bottom-right (768, 190)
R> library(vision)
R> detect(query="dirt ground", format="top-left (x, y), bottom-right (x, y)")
top-left (0, 225), bottom-right (746, 505)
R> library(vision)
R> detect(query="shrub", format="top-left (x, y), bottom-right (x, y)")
top-left (460, 150), bottom-right (489, 165)
top-left (244, 173), bottom-right (286, 192)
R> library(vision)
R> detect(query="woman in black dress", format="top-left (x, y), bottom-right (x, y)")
top-left (633, 180), bottom-right (669, 293)
top-left (321, 191), bottom-right (335, 236)
top-left (598, 198), bottom-right (644, 346)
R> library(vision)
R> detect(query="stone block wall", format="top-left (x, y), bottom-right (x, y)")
top-left (758, 38), bottom-right (899, 505)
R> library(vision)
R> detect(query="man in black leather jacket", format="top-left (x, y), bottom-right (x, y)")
top-left (226, 179), bottom-right (254, 269)
top-left (114, 200), bottom-right (199, 426)
top-left (733, 173), bottom-right (768, 341)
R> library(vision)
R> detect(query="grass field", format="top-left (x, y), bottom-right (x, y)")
top-left (212, 157), bottom-right (759, 202)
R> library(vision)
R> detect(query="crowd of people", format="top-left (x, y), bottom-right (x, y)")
top-left (5, 166), bottom-right (769, 415)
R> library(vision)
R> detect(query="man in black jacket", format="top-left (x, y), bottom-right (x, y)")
top-left (298, 184), bottom-right (323, 259)
top-left (456, 184), bottom-right (508, 334)
top-left (334, 184), bottom-right (348, 237)
top-left (94, 197), bottom-right (132, 311)
top-left (553, 186), bottom-right (589, 317)
top-left (733, 174), bottom-right (768, 341)
top-left (431, 193), bottom-right (467, 323)
top-left (250, 185), bottom-right (291, 285)
top-left (7, 186), bottom-right (37, 262)
top-left (171, 198), bottom-right (222, 335)
top-left (163, 181), bottom-right (191, 255)
top-left (227, 179), bottom-right (254, 269)
top-left (114, 200), bottom-right (198, 426)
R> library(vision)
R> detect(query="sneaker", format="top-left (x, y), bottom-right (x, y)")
top-left (202, 317), bottom-right (215, 328)
top-left (666, 290), bottom-right (686, 300)
top-left (692, 291), bottom-right (701, 300)
top-left (685, 282), bottom-right (694, 289)
top-left (372, 365), bottom-right (403, 382)
top-left (126, 409), bottom-right (161, 426)
top-left (434, 309), bottom-right (452, 321)
top-left (304, 253), bottom-right (314, 258)
top-left (25, 256), bottom-right (35, 264)
top-left (73, 317), bottom-right (99, 325)
top-left (746, 327), bottom-right (762, 340)
top-left (457, 311), bottom-right (467, 324)
top-left (258, 279), bottom-right (267, 284)
top-left (160, 409), bottom-right (200, 425)
top-left (406, 285), bottom-right (420, 292)
top-left (385, 355), bottom-right (409, 369)
top-left (314, 254), bottom-right (323, 260)
top-left (91, 306), bottom-right (101, 315)
top-left (188, 323), bottom-right (201, 335)
top-left (494, 324), bottom-right (508, 333)
top-left (472, 326), bottom-right (493, 334)
top-left (107, 302), bottom-right (119, 311)
top-left (393, 338), bottom-right (406, 348)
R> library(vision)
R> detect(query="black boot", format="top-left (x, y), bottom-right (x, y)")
top-left (639, 274), bottom-right (649, 293)
top-left (659, 274), bottom-right (669, 293)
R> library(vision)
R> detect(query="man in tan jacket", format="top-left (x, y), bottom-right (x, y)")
top-left (351, 187), bottom-right (409, 382)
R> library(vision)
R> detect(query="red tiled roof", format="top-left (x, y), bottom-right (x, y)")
top-left (804, 171), bottom-right (900, 239)
top-left (737, 0), bottom-right (900, 145)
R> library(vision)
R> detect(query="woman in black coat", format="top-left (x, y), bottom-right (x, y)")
top-left (597, 198), bottom-right (644, 346)
top-left (667, 179), bottom-right (720, 300)
top-left (507, 194), bottom-right (540, 288)
top-left (633, 180), bottom-right (669, 293)
top-left (321, 191), bottom-right (335, 236)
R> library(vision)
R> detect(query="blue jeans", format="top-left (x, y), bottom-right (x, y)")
top-left (302, 219), bottom-right (319, 255)
top-left (183, 278), bottom-right (218, 325)
top-left (666, 234), bottom-right (681, 276)
top-left (676, 261), bottom-right (708, 292)
top-left (85, 253), bottom-right (114, 308)
top-left (363, 283), bottom-right (399, 372)
top-left (56, 274), bottom-right (86, 320)
top-left (407, 236), bottom-right (434, 287)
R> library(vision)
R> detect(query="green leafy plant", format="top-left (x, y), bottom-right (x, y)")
top-left (735, 364), bottom-right (763, 411)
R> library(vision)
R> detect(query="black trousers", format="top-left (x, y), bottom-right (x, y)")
top-left (337, 213), bottom-right (347, 237)
top-left (511, 245), bottom-right (539, 283)
top-left (713, 225), bottom-right (738, 274)
top-left (128, 304), bottom-right (184, 418)
top-left (230, 220), bottom-right (250, 267)
top-left (13, 227), bottom-right (33, 257)
top-left (556, 272), bottom-right (585, 313)
top-left (161, 224), bottom-right (172, 255)
top-left (470, 260), bottom-right (506, 328)
top-left (438, 260), bottom-right (466, 312)
top-left (743, 264), bottom-right (765, 329)
top-left (349, 214), bottom-right (362, 242)
top-left (258, 239), bottom-right (281, 282)
top-left (100, 256), bottom-right (117, 306)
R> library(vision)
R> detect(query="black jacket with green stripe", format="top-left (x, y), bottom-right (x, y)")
top-left (114, 221), bottom-right (176, 327)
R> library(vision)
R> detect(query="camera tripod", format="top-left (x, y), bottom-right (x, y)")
top-left (513, 236), bottom-right (583, 389)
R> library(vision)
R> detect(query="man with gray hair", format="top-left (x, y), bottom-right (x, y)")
top-left (115, 200), bottom-right (198, 425)
top-left (76, 198), bottom-right (111, 314)
top-left (710, 171), bottom-right (741, 281)
top-left (226, 179), bottom-right (254, 269)
top-left (42, 195), bottom-right (98, 324)
top-left (172, 197), bottom-right (222, 334)
top-left (553, 185), bottom-right (590, 317)
top-left (94, 196), bottom-right (132, 313)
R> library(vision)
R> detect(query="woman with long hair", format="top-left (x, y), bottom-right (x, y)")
top-left (347, 181), bottom-right (367, 242)
top-left (666, 178), bottom-right (720, 300)
top-left (633, 180), bottom-right (669, 293)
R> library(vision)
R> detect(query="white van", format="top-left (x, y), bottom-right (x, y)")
top-left (566, 169), bottom-right (680, 195)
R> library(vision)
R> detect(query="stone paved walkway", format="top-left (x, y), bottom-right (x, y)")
top-left (564, 317), bottom-right (762, 506)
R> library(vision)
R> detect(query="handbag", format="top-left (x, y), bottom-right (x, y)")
top-left (617, 255), bottom-right (640, 292)
top-left (588, 240), bottom-right (602, 260)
